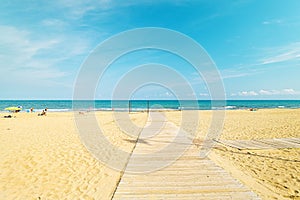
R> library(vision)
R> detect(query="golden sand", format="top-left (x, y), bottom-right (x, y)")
top-left (165, 109), bottom-right (300, 140)
top-left (0, 112), bottom-right (148, 199)
top-left (0, 109), bottom-right (299, 199)
top-left (165, 109), bottom-right (300, 199)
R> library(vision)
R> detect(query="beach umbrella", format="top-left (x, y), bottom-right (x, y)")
top-left (5, 107), bottom-right (22, 112)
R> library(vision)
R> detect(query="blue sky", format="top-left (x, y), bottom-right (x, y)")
top-left (1, 0), bottom-right (300, 100)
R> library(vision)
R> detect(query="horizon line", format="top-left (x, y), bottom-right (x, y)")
top-left (1, 99), bottom-right (300, 101)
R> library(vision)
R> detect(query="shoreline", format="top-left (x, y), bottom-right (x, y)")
top-left (1, 107), bottom-right (300, 114)
top-left (1, 100), bottom-right (300, 113)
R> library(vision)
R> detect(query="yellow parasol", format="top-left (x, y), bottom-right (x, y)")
top-left (5, 107), bottom-right (22, 112)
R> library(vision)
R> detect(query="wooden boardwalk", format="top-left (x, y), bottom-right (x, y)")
top-left (216, 138), bottom-right (300, 150)
top-left (112, 112), bottom-right (261, 200)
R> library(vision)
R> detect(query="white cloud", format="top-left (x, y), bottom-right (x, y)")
top-left (165, 91), bottom-right (173, 97)
top-left (42, 19), bottom-right (67, 27)
top-left (259, 89), bottom-right (300, 95)
top-left (56, 0), bottom-right (194, 19)
top-left (218, 42), bottom-right (300, 79)
top-left (259, 42), bottom-right (300, 65)
top-left (233, 89), bottom-right (300, 97)
top-left (259, 89), bottom-right (280, 95)
top-left (220, 42), bottom-right (300, 82)
top-left (238, 91), bottom-right (258, 96)
top-left (262, 19), bottom-right (283, 25)
top-left (56, 0), bottom-right (116, 19)
top-left (282, 88), bottom-right (299, 95)
top-left (0, 25), bottom-right (59, 71)
top-left (220, 68), bottom-right (255, 79)
top-left (0, 25), bottom-right (91, 90)
top-left (199, 93), bottom-right (209, 96)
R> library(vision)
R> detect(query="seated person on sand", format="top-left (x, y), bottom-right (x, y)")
top-left (38, 110), bottom-right (46, 116)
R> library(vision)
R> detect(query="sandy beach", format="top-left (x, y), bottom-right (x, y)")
top-left (1, 109), bottom-right (299, 199)
top-left (0, 111), bottom-right (148, 199)
top-left (166, 109), bottom-right (300, 199)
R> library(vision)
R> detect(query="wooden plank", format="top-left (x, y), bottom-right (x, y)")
top-left (254, 139), bottom-right (288, 149)
top-left (112, 112), bottom-right (260, 200)
top-left (113, 191), bottom-right (260, 199)
top-left (238, 140), bottom-right (262, 148)
top-left (275, 138), bottom-right (300, 148)
top-left (218, 137), bottom-right (300, 150)
top-left (263, 139), bottom-right (293, 148)
top-left (281, 137), bottom-right (300, 145)
top-left (115, 187), bottom-right (250, 194)
top-left (119, 177), bottom-right (238, 183)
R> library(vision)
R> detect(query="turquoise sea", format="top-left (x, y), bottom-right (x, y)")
top-left (0, 100), bottom-right (300, 112)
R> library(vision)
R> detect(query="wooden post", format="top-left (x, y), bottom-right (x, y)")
top-left (129, 100), bottom-right (131, 113)
top-left (147, 100), bottom-right (149, 113)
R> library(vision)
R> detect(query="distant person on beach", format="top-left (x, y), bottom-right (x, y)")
top-left (45, 107), bottom-right (48, 112)
top-left (30, 107), bottom-right (34, 112)
top-left (38, 110), bottom-right (46, 116)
